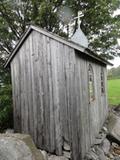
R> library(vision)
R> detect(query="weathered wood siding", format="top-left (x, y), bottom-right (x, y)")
top-left (10, 30), bottom-right (108, 160)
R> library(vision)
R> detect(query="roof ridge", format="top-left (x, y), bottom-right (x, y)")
top-left (4, 25), bottom-right (113, 68)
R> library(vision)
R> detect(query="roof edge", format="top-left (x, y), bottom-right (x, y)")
top-left (4, 25), bottom-right (85, 68)
top-left (85, 48), bottom-right (113, 66)
top-left (4, 26), bottom-right (33, 68)
top-left (4, 25), bottom-right (113, 68)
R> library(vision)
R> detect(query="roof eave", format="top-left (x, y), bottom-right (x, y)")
top-left (4, 26), bottom-right (33, 68)
top-left (85, 48), bottom-right (113, 66)
top-left (4, 25), bottom-right (112, 68)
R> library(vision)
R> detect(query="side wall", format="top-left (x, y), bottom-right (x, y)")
top-left (10, 30), bottom-right (108, 160)
top-left (75, 52), bottom-right (108, 159)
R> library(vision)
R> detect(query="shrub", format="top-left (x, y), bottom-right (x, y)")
top-left (0, 84), bottom-right (13, 131)
top-left (0, 59), bottom-right (13, 132)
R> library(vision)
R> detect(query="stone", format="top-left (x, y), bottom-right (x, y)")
top-left (63, 142), bottom-right (70, 151)
top-left (96, 132), bottom-right (106, 140)
top-left (63, 151), bottom-right (71, 159)
top-left (5, 129), bottom-right (14, 134)
top-left (95, 132), bottom-right (106, 145)
top-left (0, 134), bottom-right (44, 160)
top-left (107, 153), bottom-right (114, 159)
top-left (108, 114), bottom-right (120, 144)
top-left (114, 105), bottom-right (120, 112)
top-left (114, 156), bottom-right (120, 160)
top-left (96, 147), bottom-right (106, 160)
top-left (112, 142), bottom-right (119, 148)
top-left (102, 127), bottom-right (108, 134)
top-left (101, 138), bottom-right (110, 155)
top-left (111, 143), bottom-right (120, 156)
top-left (94, 138), bottom-right (104, 145)
top-left (85, 151), bottom-right (99, 160)
top-left (40, 150), bottom-right (48, 160)
top-left (48, 155), bottom-right (68, 160)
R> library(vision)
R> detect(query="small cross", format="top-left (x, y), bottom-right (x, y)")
top-left (69, 11), bottom-right (84, 28)
top-left (66, 11), bottom-right (84, 37)
top-left (75, 11), bottom-right (84, 27)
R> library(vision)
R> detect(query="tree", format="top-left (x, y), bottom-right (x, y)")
top-left (65, 0), bottom-right (120, 59)
top-left (0, 0), bottom-right (120, 59)
top-left (0, 58), bottom-right (13, 131)
top-left (0, 0), bottom-right (64, 58)
top-left (108, 65), bottom-right (120, 79)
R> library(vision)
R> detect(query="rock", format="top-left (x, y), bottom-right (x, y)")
top-left (112, 142), bottom-right (119, 148)
top-left (0, 134), bottom-right (44, 160)
top-left (107, 153), bottom-right (114, 159)
top-left (114, 156), bottom-right (120, 160)
top-left (108, 114), bottom-right (120, 145)
top-left (114, 105), bottom-right (120, 113)
top-left (111, 143), bottom-right (120, 156)
top-left (40, 150), bottom-right (48, 160)
top-left (63, 151), bottom-right (71, 159)
top-left (63, 142), bottom-right (70, 151)
top-left (94, 138), bottom-right (104, 145)
top-left (5, 129), bottom-right (14, 134)
top-left (96, 132), bottom-right (106, 141)
top-left (102, 127), bottom-right (108, 134)
top-left (85, 151), bottom-right (99, 160)
top-left (96, 147), bottom-right (106, 160)
top-left (48, 155), bottom-right (68, 160)
top-left (101, 138), bottom-right (110, 155)
top-left (95, 132), bottom-right (106, 145)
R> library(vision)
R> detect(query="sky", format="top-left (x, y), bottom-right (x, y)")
top-left (108, 57), bottom-right (120, 69)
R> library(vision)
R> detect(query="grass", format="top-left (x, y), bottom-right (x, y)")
top-left (108, 79), bottom-right (120, 105)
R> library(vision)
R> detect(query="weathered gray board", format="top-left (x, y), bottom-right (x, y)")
top-left (10, 30), bottom-right (108, 160)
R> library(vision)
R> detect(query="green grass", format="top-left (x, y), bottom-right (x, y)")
top-left (108, 79), bottom-right (120, 105)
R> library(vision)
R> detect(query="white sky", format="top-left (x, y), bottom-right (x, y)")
top-left (108, 57), bottom-right (120, 69)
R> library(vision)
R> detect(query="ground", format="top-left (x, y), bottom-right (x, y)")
top-left (85, 105), bottom-right (120, 160)
top-left (108, 79), bottom-right (120, 105)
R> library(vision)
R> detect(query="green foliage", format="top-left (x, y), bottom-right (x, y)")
top-left (0, 99), bottom-right (13, 131)
top-left (0, 0), bottom-right (120, 59)
top-left (0, 59), bottom-right (13, 131)
top-left (64, 0), bottom-right (120, 59)
top-left (108, 79), bottom-right (120, 105)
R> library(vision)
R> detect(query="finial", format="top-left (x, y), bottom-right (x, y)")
top-left (70, 11), bottom-right (89, 48)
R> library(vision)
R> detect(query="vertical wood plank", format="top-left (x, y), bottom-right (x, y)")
top-left (50, 39), bottom-right (62, 155)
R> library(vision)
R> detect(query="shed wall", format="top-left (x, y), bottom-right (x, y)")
top-left (10, 30), bottom-right (108, 160)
